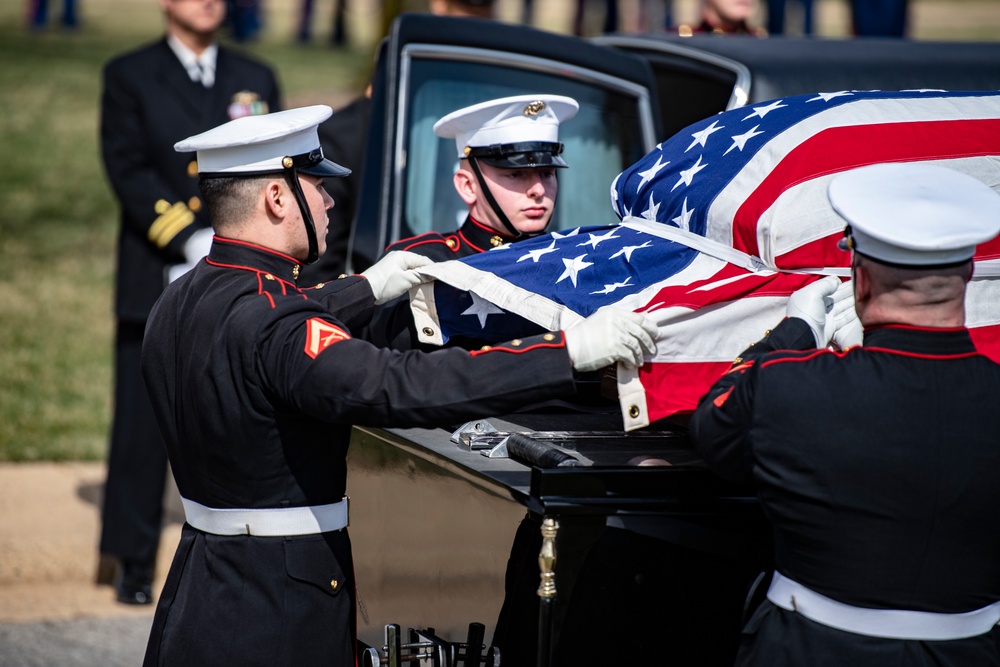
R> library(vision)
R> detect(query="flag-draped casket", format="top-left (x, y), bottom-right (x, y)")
top-left (410, 90), bottom-right (1000, 431)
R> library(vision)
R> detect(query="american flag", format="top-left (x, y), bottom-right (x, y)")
top-left (411, 90), bottom-right (1000, 431)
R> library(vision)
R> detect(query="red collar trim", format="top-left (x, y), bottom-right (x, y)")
top-left (865, 323), bottom-right (968, 334)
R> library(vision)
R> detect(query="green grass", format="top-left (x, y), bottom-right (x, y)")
top-left (0, 1), bottom-right (367, 461)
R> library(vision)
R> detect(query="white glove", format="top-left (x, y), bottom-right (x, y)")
top-left (184, 227), bottom-right (214, 264)
top-left (360, 251), bottom-right (434, 305)
top-left (785, 275), bottom-right (842, 347)
top-left (830, 280), bottom-right (863, 350)
top-left (564, 309), bottom-right (659, 373)
top-left (168, 227), bottom-right (214, 283)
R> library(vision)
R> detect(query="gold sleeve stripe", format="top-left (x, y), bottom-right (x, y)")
top-left (148, 202), bottom-right (195, 248)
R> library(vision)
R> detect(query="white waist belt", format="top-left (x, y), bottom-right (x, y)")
top-left (181, 497), bottom-right (349, 537)
top-left (767, 572), bottom-right (1000, 641)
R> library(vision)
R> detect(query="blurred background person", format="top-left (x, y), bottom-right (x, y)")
top-left (765, 0), bottom-right (813, 35)
top-left (98, 0), bottom-right (280, 605)
top-left (674, 0), bottom-right (766, 36)
top-left (851, 0), bottom-right (908, 36)
top-left (226, 0), bottom-right (262, 41)
top-left (25, 0), bottom-right (78, 30)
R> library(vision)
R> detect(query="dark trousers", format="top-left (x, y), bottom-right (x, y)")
top-left (100, 320), bottom-right (168, 567)
top-left (26, 0), bottom-right (78, 27)
top-left (766, 0), bottom-right (815, 35)
top-left (850, 0), bottom-right (908, 36)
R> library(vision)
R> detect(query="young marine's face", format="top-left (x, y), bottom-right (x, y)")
top-left (465, 163), bottom-right (558, 236)
top-left (163, 0), bottom-right (226, 37)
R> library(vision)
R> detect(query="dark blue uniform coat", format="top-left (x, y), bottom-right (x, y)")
top-left (690, 318), bottom-right (1000, 666)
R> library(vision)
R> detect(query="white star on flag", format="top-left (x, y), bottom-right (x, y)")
top-left (640, 192), bottom-right (660, 220)
top-left (725, 125), bottom-right (765, 155)
top-left (591, 276), bottom-right (633, 295)
top-left (808, 91), bottom-right (853, 102)
top-left (636, 155), bottom-right (670, 190)
top-left (517, 240), bottom-right (558, 263)
top-left (551, 228), bottom-right (581, 239)
top-left (609, 240), bottom-right (652, 262)
top-left (671, 197), bottom-right (694, 230)
top-left (461, 292), bottom-right (505, 328)
top-left (686, 119), bottom-right (724, 152)
top-left (577, 229), bottom-right (620, 249)
top-left (742, 99), bottom-right (787, 121)
top-left (672, 154), bottom-right (707, 191)
top-left (556, 254), bottom-right (594, 287)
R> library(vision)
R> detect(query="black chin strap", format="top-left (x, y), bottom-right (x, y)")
top-left (467, 156), bottom-right (522, 239)
top-left (282, 163), bottom-right (319, 265)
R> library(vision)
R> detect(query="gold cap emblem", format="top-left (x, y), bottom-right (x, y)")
top-left (523, 100), bottom-right (546, 116)
top-left (463, 146), bottom-right (472, 157)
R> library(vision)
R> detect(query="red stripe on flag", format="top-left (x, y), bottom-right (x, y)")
top-left (969, 324), bottom-right (1000, 364)
top-left (639, 268), bottom-right (824, 313)
top-left (640, 360), bottom-right (733, 420)
top-left (733, 119), bottom-right (1000, 256)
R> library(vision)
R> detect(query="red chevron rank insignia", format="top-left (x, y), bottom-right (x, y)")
top-left (304, 318), bottom-right (350, 358)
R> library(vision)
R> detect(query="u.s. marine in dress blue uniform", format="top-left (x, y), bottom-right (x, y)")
top-left (689, 163), bottom-right (1000, 666)
top-left (140, 105), bottom-right (657, 667)
top-left (372, 95), bottom-right (579, 350)
top-left (141, 236), bottom-right (577, 666)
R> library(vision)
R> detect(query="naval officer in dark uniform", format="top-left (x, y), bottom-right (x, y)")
top-left (690, 162), bottom-right (1000, 665)
top-left (140, 105), bottom-right (657, 666)
top-left (99, 0), bottom-right (280, 604)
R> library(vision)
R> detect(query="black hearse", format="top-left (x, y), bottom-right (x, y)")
top-left (344, 15), bottom-right (1000, 667)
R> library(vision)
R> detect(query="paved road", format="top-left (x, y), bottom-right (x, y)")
top-left (0, 463), bottom-right (176, 666)
top-left (0, 615), bottom-right (151, 667)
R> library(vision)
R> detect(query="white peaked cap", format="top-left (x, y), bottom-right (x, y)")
top-left (830, 163), bottom-right (1000, 266)
top-left (174, 105), bottom-right (349, 177)
top-left (434, 95), bottom-right (579, 158)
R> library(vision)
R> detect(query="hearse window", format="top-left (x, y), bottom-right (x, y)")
top-left (400, 56), bottom-right (650, 240)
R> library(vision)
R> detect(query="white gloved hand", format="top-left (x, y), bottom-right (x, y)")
top-left (785, 275), bottom-right (842, 347)
top-left (184, 227), bottom-right (215, 264)
top-left (830, 280), bottom-right (863, 350)
top-left (168, 227), bottom-right (214, 283)
top-left (360, 251), bottom-right (434, 305)
top-left (564, 309), bottom-right (659, 373)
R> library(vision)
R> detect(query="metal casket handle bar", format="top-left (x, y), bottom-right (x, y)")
top-left (506, 433), bottom-right (580, 468)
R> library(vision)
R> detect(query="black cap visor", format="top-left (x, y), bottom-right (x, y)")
top-left (467, 141), bottom-right (568, 169)
top-left (296, 149), bottom-right (351, 177)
